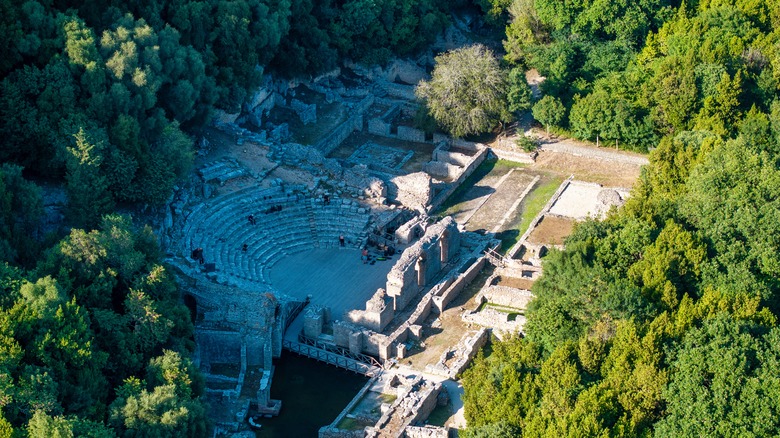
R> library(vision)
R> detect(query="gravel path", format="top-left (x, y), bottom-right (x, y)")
top-left (538, 137), bottom-right (649, 166)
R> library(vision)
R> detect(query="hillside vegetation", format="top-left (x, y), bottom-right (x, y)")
top-left (462, 0), bottom-right (780, 436)
top-left (0, 0), bottom-right (460, 436)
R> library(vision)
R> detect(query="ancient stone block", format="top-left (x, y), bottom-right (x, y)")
top-left (389, 172), bottom-right (432, 212)
top-left (348, 331), bottom-right (363, 355)
top-left (368, 118), bottom-right (391, 136)
top-left (303, 313), bottom-right (322, 339)
top-left (397, 126), bottom-right (426, 143)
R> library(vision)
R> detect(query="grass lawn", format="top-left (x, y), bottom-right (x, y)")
top-left (496, 175), bottom-right (563, 252)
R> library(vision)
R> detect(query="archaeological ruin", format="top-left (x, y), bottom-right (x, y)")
top-left (158, 58), bottom-right (639, 436)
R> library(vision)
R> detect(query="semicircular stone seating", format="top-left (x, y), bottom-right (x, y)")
top-left (177, 186), bottom-right (370, 290)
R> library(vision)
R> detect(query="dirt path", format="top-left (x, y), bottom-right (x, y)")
top-left (537, 135), bottom-right (649, 166)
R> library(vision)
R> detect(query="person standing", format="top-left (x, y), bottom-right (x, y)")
top-left (361, 248), bottom-right (369, 264)
top-left (339, 235), bottom-right (345, 247)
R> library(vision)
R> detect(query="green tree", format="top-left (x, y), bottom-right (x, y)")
top-left (110, 351), bottom-right (207, 437)
top-left (507, 67), bottom-right (532, 113)
top-left (655, 315), bottom-right (780, 437)
top-left (416, 44), bottom-right (509, 137)
top-left (532, 95), bottom-right (565, 134)
top-left (0, 164), bottom-right (43, 266)
top-left (65, 129), bottom-right (114, 228)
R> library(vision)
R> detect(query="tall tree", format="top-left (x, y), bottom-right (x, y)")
top-left (65, 129), bottom-right (113, 229)
top-left (416, 44), bottom-right (509, 137)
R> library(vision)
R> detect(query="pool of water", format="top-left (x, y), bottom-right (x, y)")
top-left (255, 352), bottom-right (369, 437)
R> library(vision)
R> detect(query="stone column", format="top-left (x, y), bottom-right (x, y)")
top-left (440, 230), bottom-right (450, 264)
top-left (416, 255), bottom-right (427, 287)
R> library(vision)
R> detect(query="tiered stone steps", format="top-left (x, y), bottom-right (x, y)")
top-left (177, 188), bottom-right (371, 289)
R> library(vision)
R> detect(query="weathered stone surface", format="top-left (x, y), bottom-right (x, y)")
top-left (389, 172), bottom-right (433, 212)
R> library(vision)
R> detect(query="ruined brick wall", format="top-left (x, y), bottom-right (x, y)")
top-left (397, 126), bottom-right (426, 143)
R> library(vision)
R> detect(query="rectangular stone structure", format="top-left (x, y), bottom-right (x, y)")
top-left (397, 126), bottom-right (426, 143)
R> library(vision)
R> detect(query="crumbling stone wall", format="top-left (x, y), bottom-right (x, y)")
top-left (422, 161), bottom-right (461, 180)
top-left (291, 98), bottom-right (317, 125)
top-left (304, 306), bottom-right (326, 339)
top-left (333, 320), bottom-right (362, 348)
top-left (368, 118), bottom-right (391, 136)
top-left (347, 288), bottom-right (395, 332)
top-left (434, 148), bottom-right (472, 167)
top-left (480, 285), bottom-right (535, 309)
top-left (386, 217), bottom-right (460, 312)
top-left (197, 330), bottom-right (242, 367)
top-left (405, 426), bottom-right (449, 438)
top-left (315, 114), bottom-right (363, 156)
top-left (394, 216), bottom-right (426, 245)
top-left (389, 172), bottom-right (433, 212)
top-left (397, 126), bottom-right (426, 143)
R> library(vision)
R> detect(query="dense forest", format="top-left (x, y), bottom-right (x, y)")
top-left (462, 0), bottom-right (780, 436)
top-left (0, 0), bottom-right (460, 435)
top-left (2, 0), bottom-right (779, 435)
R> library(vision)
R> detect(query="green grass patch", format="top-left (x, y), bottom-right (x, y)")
top-left (379, 393), bottom-right (397, 404)
top-left (434, 158), bottom-right (527, 218)
top-left (486, 303), bottom-right (524, 314)
top-left (426, 404), bottom-right (452, 427)
top-left (498, 176), bottom-right (563, 252)
top-left (336, 417), bottom-right (361, 430)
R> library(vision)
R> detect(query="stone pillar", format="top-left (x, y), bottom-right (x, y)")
top-left (304, 313), bottom-right (323, 339)
top-left (349, 331), bottom-right (363, 355)
top-left (440, 230), bottom-right (450, 264)
top-left (416, 255), bottom-right (427, 287)
top-left (256, 370), bottom-right (271, 407)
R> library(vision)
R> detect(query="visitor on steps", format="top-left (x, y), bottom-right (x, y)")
top-left (242, 243), bottom-right (248, 252)
top-left (361, 248), bottom-right (369, 264)
top-left (248, 214), bottom-right (255, 225)
top-left (192, 247), bottom-right (204, 265)
top-left (324, 194), bottom-right (330, 205)
top-left (339, 235), bottom-right (345, 247)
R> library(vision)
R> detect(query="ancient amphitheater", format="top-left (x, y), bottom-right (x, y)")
top-left (157, 63), bottom-right (641, 437)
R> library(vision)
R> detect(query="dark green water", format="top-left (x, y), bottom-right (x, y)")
top-left (255, 352), bottom-right (369, 438)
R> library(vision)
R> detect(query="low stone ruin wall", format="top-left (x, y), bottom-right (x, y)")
top-left (397, 126), bottom-right (426, 143)
top-left (404, 426), bottom-right (449, 438)
top-left (428, 147), bottom-right (489, 213)
top-left (316, 114), bottom-right (363, 156)
top-left (422, 161), bottom-right (461, 180)
top-left (434, 148), bottom-right (473, 167)
top-left (368, 377), bottom-right (441, 438)
top-left (432, 255), bottom-right (489, 313)
top-left (490, 146), bottom-right (535, 164)
top-left (315, 95), bottom-right (374, 156)
top-left (479, 285), bottom-right (535, 309)
top-left (508, 176), bottom-right (573, 258)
